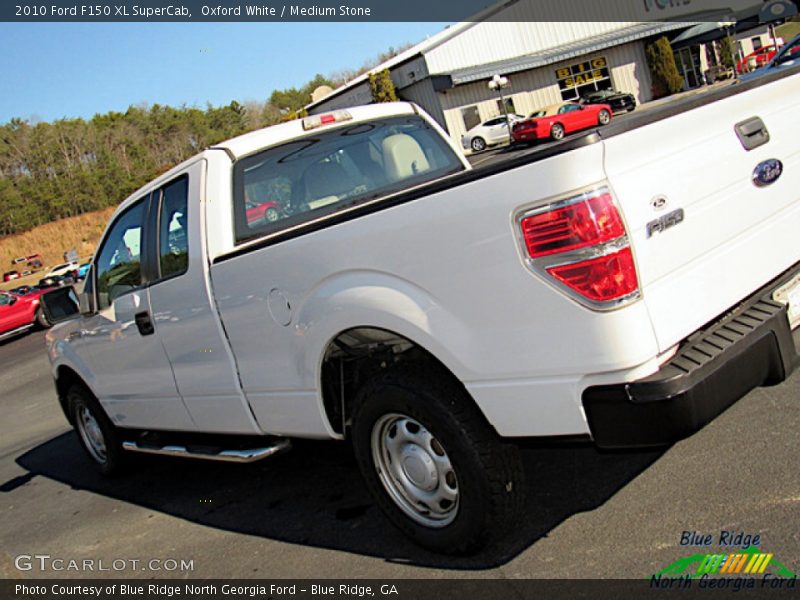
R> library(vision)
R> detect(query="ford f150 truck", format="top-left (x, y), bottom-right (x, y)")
top-left (43, 68), bottom-right (800, 554)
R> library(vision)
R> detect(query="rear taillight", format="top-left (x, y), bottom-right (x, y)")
top-left (520, 191), bottom-right (624, 258)
top-left (517, 186), bottom-right (639, 309)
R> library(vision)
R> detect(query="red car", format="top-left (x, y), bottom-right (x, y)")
top-left (0, 288), bottom-right (54, 341)
top-left (512, 101), bottom-right (613, 144)
top-left (736, 45), bottom-right (779, 74)
top-left (245, 198), bottom-right (282, 226)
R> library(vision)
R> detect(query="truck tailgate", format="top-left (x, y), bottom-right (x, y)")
top-left (603, 73), bottom-right (800, 352)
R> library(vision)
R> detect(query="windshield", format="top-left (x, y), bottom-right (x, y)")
top-left (233, 115), bottom-right (465, 243)
top-left (775, 37), bottom-right (800, 65)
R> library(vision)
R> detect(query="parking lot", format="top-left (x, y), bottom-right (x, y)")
top-left (0, 326), bottom-right (798, 580)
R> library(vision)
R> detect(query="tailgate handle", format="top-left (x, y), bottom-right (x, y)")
top-left (734, 117), bottom-right (769, 151)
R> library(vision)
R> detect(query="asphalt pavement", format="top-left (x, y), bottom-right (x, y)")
top-left (0, 328), bottom-right (798, 580)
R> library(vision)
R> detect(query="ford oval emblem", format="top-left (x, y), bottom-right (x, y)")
top-left (752, 159), bottom-right (783, 188)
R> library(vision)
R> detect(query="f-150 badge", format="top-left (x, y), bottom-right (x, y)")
top-left (752, 159), bottom-right (783, 188)
top-left (646, 208), bottom-right (684, 238)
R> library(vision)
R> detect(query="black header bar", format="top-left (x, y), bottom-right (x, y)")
top-left (2, 0), bottom-right (795, 22)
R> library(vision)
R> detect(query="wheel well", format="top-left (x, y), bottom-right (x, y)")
top-left (55, 366), bottom-right (86, 425)
top-left (321, 328), bottom-right (468, 437)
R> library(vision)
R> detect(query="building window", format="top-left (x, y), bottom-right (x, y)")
top-left (751, 37), bottom-right (763, 51)
top-left (555, 56), bottom-right (612, 102)
top-left (461, 106), bottom-right (481, 131)
top-left (496, 97), bottom-right (516, 115)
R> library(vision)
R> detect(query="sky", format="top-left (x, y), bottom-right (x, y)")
top-left (0, 22), bottom-right (449, 124)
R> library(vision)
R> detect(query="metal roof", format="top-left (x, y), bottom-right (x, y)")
top-left (447, 22), bottom-right (692, 85)
top-left (304, 2), bottom-right (520, 110)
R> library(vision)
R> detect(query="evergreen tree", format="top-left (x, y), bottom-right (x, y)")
top-left (369, 69), bottom-right (398, 103)
top-left (646, 36), bottom-right (685, 98)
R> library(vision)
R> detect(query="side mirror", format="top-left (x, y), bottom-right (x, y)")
top-left (79, 290), bottom-right (96, 315)
top-left (40, 287), bottom-right (81, 324)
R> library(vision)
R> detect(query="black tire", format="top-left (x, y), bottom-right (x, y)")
top-left (351, 365), bottom-right (524, 555)
top-left (265, 207), bottom-right (280, 222)
top-left (470, 137), bottom-right (487, 152)
top-left (598, 109), bottom-right (611, 126)
top-left (550, 123), bottom-right (565, 140)
top-left (35, 307), bottom-right (51, 329)
top-left (68, 384), bottom-right (126, 476)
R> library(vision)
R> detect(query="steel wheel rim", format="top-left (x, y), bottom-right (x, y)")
top-left (77, 405), bottom-right (107, 464)
top-left (371, 413), bottom-right (459, 528)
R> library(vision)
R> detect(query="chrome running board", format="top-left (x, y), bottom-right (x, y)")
top-left (121, 439), bottom-right (291, 463)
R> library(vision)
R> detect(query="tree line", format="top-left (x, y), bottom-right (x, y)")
top-left (0, 45), bottom-right (409, 237)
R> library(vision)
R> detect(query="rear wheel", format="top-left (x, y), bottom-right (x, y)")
top-left (550, 123), bottom-right (565, 140)
top-left (598, 109), bottom-right (611, 125)
top-left (35, 307), bottom-right (50, 329)
top-left (68, 384), bottom-right (126, 476)
top-left (351, 365), bottom-right (524, 554)
top-left (470, 137), bottom-right (487, 152)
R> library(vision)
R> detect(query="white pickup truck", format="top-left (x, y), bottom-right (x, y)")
top-left (44, 69), bottom-right (800, 554)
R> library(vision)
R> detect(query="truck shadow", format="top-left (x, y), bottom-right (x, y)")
top-left (13, 432), bottom-right (664, 570)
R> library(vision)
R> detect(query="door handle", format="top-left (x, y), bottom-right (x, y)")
top-left (134, 312), bottom-right (155, 336)
top-left (734, 116), bottom-right (769, 151)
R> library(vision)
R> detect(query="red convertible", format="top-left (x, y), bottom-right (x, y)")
top-left (0, 287), bottom-right (54, 341)
top-left (245, 198), bottom-right (282, 226)
top-left (512, 101), bottom-right (613, 144)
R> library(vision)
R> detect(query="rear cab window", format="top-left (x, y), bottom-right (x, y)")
top-left (232, 115), bottom-right (465, 244)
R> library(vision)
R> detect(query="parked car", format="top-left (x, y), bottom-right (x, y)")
top-left (45, 261), bottom-right (79, 279)
top-left (38, 274), bottom-right (74, 288)
top-left (3, 271), bottom-right (20, 282)
top-left (512, 101), bottom-right (612, 144)
top-left (580, 88), bottom-right (636, 113)
top-left (461, 114), bottom-right (524, 152)
top-left (245, 198), bottom-right (283, 226)
top-left (77, 262), bottom-right (92, 280)
top-left (740, 35), bottom-right (800, 81)
top-left (0, 288), bottom-right (54, 340)
top-left (736, 45), bottom-right (780, 74)
top-left (25, 254), bottom-right (43, 270)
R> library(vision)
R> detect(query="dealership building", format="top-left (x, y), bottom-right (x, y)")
top-left (306, 0), bottom-right (784, 145)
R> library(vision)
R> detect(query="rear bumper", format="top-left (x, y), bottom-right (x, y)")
top-left (582, 265), bottom-right (800, 448)
top-left (512, 130), bottom-right (541, 142)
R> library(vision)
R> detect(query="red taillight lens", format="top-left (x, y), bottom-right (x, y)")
top-left (517, 187), bottom-right (639, 307)
top-left (546, 248), bottom-right (638, 303)
top-left (520, 192), bottom-right (625, 258)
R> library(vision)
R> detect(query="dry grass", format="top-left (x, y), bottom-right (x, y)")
top-left (0, 208), bottom-right (115, 290)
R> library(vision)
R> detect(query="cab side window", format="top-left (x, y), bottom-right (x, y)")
top-left (158, 177), bottom-right (189, 279)
top-left (95, 200), bottom-right (145, 310)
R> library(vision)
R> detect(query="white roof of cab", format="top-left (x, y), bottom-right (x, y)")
top-left (215, 102), bottom-right (418, 159)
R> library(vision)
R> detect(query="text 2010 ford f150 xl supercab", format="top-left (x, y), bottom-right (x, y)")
top-left (44, 68), bottom-right (800, 554)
